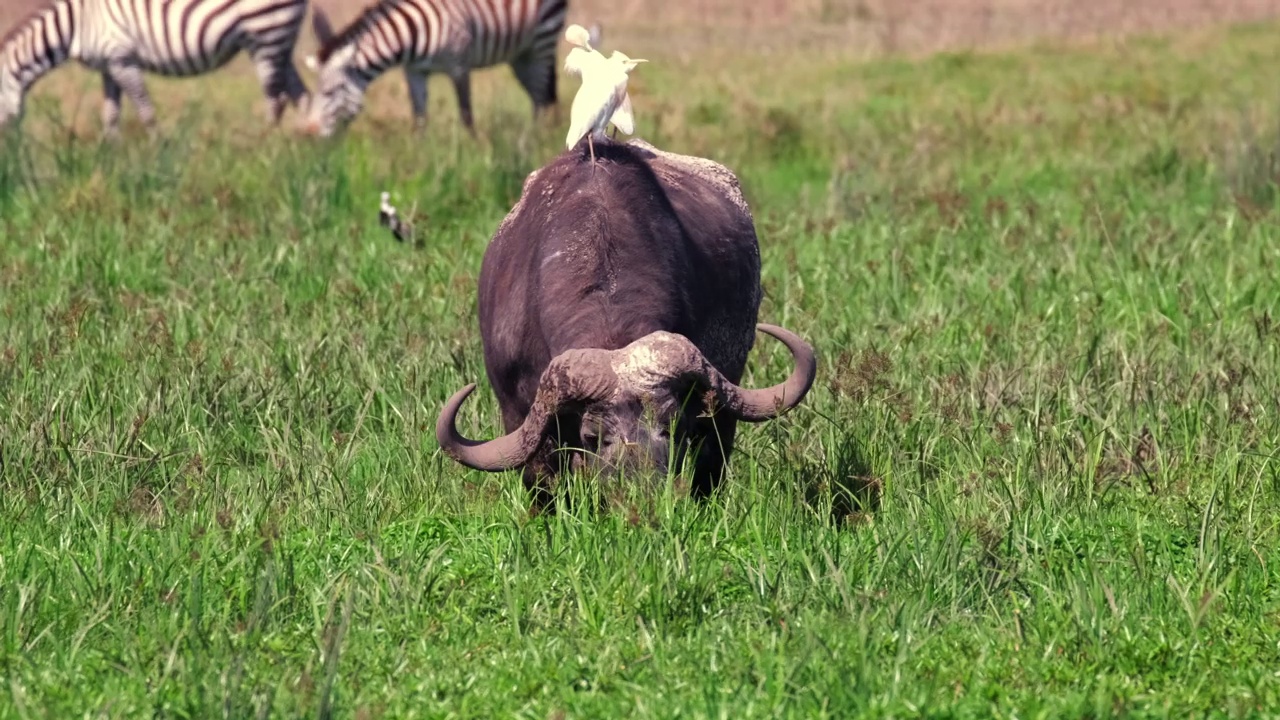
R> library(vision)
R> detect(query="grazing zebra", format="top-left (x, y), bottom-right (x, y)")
top-left (303, 0), bottom-right (568, 137)
top-left (0, 0), bottom-right (310, 135)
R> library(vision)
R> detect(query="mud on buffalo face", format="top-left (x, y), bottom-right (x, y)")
top-left (435, 324), bottom-right (817, 477)
top-left (571, 380), bottom-right (698, 477)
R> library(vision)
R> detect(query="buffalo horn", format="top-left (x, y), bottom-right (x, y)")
top-left (670, 323), bottom-right (817, 421)
top-left (435, 350), bottom-right (617, 471)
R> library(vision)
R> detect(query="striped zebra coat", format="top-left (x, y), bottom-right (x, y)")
top-left (0, 0), bottom-right (310, 135)
top-left (304, 0), bottom-right (568, 137)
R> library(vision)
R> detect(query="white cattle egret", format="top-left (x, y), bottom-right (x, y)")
top-left (562, 24), bottom-right (600, 79)
top-left (564, 23), bottom-right (593, 50)
top-left (563, 46), bottom-right (600, 77)
top-left (565, 50), bottom-right (647, 164)
top-left (563, 23), bottom-right (634, 140)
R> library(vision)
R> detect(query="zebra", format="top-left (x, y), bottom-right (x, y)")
top-left (0, 0), bottom-right (310, 136)
top-left (303, 0), bottom-right (568, 137)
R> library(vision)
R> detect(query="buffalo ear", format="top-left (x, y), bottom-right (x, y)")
top-left (669, 379), bottom-right (710, 417)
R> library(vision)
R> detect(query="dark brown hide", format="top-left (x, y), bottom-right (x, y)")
top-left (464, 138), bottom-right (790, 498)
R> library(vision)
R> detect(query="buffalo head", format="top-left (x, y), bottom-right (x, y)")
top-left (436, 324), bottom-right (816, 478)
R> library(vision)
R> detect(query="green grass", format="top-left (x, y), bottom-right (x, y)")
top-left (3, 21), bottom-right (1280, 719)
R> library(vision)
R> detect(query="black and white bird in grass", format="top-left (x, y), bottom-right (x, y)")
top-left (378, 191), bottom-right (416, 245)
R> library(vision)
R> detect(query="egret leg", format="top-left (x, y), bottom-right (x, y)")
top-left (587, 134), bottom-right (610, 176)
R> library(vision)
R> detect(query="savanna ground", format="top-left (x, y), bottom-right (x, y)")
top-left (3, 0), bottom-right (1280, 716)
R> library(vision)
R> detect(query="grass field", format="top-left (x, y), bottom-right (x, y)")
top-left (3, 13), bottom-right (1280, 718)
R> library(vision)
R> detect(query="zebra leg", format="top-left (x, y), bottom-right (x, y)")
top-left (100, 72), bottom-right (122, 138)
top-left (449, 72), bottom-right (475, 135)
top-left (108, 63), bottom-right (156, 131)
top-left (510, 56), bottom-right (557, 120)
top-left (250, 51), bottom-right (291, 124)
top-left (405, 70), bottom-right (428, 132)
top-left (282, 60), bottom-right (310, 114)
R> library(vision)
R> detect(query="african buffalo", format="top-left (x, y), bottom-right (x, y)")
top-left (435, 138), bottom-right (817, 500)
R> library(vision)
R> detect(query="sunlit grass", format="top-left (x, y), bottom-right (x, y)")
top-left (2, 19), bottom-right (1280, 719)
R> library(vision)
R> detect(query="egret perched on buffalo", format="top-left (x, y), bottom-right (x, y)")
top-left (562, 24), bottom-right (647, 164)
